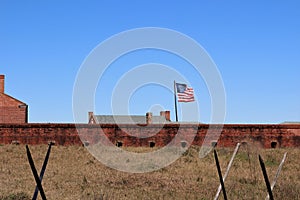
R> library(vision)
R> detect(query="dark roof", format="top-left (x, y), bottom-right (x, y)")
top-left (94, 115), bottom-right (167, 124)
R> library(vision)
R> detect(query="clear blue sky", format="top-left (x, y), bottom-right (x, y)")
top-left (1, 1), bottom-right (299, 123)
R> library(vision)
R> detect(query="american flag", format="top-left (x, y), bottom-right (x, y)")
top-left (176, 83), bottom-right (195, 102)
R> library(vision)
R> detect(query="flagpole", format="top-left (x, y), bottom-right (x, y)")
top-left (174, 80), bottom-right (178, 122)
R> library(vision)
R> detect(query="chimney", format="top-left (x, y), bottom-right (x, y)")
top-left (146, 112), bottom-right (152, 124)
top-left (160, 111), bottom-right (171, 122)
top-left (88, 111), bottom-right (94, 124)
top-left (165, 111), bottom-right (170, 121)
top-left (0, 75), bottom-right (4, 93)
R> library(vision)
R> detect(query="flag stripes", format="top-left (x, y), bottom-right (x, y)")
top-left (176, 83), bottom-right (195, 102)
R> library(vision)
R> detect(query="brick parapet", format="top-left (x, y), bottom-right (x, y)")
top-left (0, 123), bottom-right (299, 148)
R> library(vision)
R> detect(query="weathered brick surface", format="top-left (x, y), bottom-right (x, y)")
top-left (0, 75), bottom-right (27, 123)
top-left (0, 123), bottom-right (299, 148)
top-left (0, 93), bottom-right (27, 123)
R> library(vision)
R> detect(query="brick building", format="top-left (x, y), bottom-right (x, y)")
top-left (0, 75), bottom-right (28, 123)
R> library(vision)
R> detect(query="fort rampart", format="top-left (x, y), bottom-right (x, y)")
top-left (0, 123), bottom-right (299, 148)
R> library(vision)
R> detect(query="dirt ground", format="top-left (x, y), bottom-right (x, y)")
top-left (0, 144), bottom-right (299, 199)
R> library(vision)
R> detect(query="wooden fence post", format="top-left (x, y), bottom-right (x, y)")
top-left (259, 155), bottom-right (274, 200)
top-left (214, 143), bottom-right (240, 200)
top-left (26, 145), bottom-right (47, 200)
top-left (214, 149), bottom-right (228, 200)
top-left (265, 152), bottom-right (287, 200)
top-left (32, 143), bottom-right (53, 200)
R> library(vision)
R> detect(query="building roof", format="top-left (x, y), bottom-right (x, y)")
top-left (0, 93), bottom-right (27, 106)
top-left (94, 115), bottom-right (168, 124)
top-left (0, 75), bottom-right (27, 107)
top-left (281, 121), bottom-right (300, 124)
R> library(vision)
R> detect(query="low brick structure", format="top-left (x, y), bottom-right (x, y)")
top-left (0, 123), bottom-right (299, 148)
top-left (0, 75), bottom-right (28, 123)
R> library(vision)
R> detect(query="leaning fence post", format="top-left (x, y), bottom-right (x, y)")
top-left (214, 149), bottom-right (228, 200)
top-left (259, 155), bottom-right (274, 200)
top-left (214, 143), bottom-right (240, 200)
top-left (26, 145), bottom-right (47, 200)
top-left (32, 142), bottom-right (53, 200)
top-left (265, 152), bottom-right (287, 200)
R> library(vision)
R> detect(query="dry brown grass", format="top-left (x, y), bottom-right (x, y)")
top-left (0, 144), bottom-right (299, 199)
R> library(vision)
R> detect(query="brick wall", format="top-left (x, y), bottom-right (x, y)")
top-left (0, 123), bottom-right (299, 148)
top-left (0, 106), bottom-right (27, 123)
top-left (0, 75), bottom-right (28, 123)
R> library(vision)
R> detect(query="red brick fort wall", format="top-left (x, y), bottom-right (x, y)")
top-left (0, 123), bottom-right (299, 148)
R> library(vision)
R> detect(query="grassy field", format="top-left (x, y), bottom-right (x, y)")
top-left (0, 144), bottom-right (299, 200)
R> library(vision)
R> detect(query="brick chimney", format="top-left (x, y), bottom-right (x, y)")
top-left (0, 75), bottom-right (4, 93)
top-left (88, 112), bottom-right (95, 124)
top-left (165, 111), bottom-right (170, 121)
top-left (146, 112), bottom-right (152, 124)
top-left (160, 111), bottom-right (171, 121)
